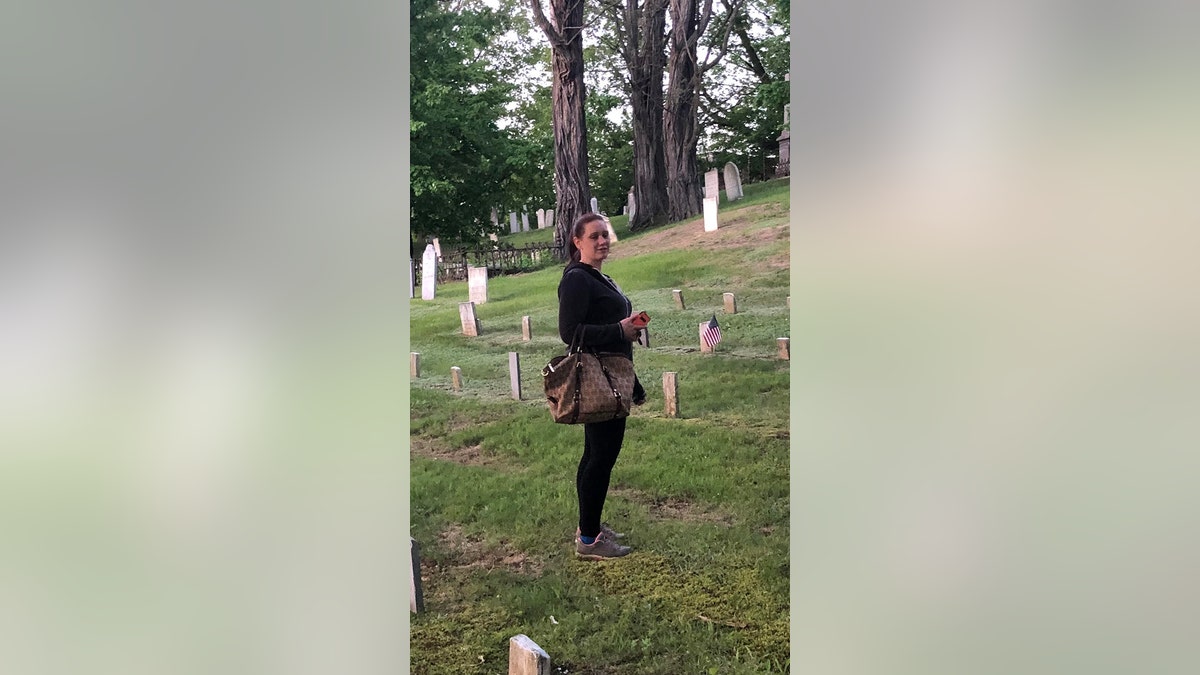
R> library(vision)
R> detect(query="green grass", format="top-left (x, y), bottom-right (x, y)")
top-left (411, 181), bottom-right (790, 674)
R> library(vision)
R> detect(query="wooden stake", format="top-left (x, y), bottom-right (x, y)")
top-left (451, 366), bottom-right (463, 391)
top-left (410, 352), bottom-right (420, 378)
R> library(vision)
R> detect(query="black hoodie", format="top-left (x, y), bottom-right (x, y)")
top-left (557, 260), bottom-right (633, 358)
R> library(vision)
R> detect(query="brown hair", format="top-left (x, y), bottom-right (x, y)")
top-left (566, 212), bottom-right (607, 263)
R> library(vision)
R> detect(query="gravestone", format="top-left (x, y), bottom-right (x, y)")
top-left (410, 352), bottom-right (420, 378)
top-left (459, 302), bottom-right (480, 336)
top-left (421, 243), bottom-right (437, 300)
top-left (777, 337), bottom-right (790, 361)
top-left (508, 635), bottom-right (550, 675)
top-left (663, 372), bottom-right (679, 418)
top-left (509, 212), bottom-right (520, 234)
top-left (672, 289), bottom-right (685, 310)
top-left (703, 197), bottom-right (719, 232)
top-left (522, 316), bottom-right (532, 341)
top-left (508, 352), bottom-right (522, 400)
top-left (431, 237), bottom-right (442, 259)
top-left (627, 190), bottom-right (636, 224)
top-left (546, 209), bottom-right (554, 231)
top-left (723, 292), bottom-right (737, 314)
top-left (536, 208), bottom-right (545, 230)
top-left (590, 196), bottom-right (599, 214)
top-left (408, 259), bottom-right (414, 299)
top-left (699, 322), bottom-right (715, 353)
top-left (468, 266), bottom-right (488, 304)
top-left (489, 232), bottom-right (499, 243)
top-left (605, 218), bottom-right (618, 243)
top-left (451, 366), bottom-right (463, 391)
top-left (723, 162), bottom-right (743, 201)
top-left (704, 169), bottom-right (721, 200)
top-left (521, 212), bottom-right (530, 232)
top-left (491, 207), bottom-right (499, 229)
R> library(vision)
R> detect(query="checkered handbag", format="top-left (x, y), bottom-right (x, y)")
top-left (542, 328), bottom-right (635, 424)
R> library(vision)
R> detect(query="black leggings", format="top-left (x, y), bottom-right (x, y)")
top-left (576, 416), bottom-right (627, 538)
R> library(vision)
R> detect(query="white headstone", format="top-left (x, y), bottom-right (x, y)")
top-left (421, 244), bottom-right (437, 300)
top-left (590, 196), bottom-right (599, 214)
top-left (509, 212), bottom-right (519, 234)
top-left (723, 162), bottom-right (743, 201)
top-left (431, 237), bottom-right (442, 259)
top-left (605, 219), bottom-right (618, 243)
top-left (459, 302), bottom-right (480, 336)
top-left (704, 169), bottom-right (721, 200)
top-left (703, 197), bottom-right (719, 232)
top-left (490, 207), bottom-right (499, 229)
top-left (468, 266), bottom-right (488, 304)
top-left (627, 190), bottom-right (636, 224)
top-left (521, 212), bottom-right (530, 231)
top-left (546, 209), bottom-right (554, 231)
top-left (536, 208), bottom-right (546, 229)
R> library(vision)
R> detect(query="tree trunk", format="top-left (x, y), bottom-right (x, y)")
top-left (531, 0), bottom-right (591, 260)
top-left (665, 0), bottom-right (707, 222)
top-left (625, 0), bottom-right (669, 231)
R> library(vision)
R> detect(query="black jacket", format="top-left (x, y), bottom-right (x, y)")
top-left (557, 261), bottom-right (633, 358)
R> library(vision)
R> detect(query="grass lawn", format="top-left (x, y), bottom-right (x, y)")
top-left (411, 179), bottom-right (790, 674)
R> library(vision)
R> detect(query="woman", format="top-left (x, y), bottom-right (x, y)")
top-left (558, 212), bottom-right (646, 560)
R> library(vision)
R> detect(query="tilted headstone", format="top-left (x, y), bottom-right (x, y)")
top-left (703, 197), bottom-right (719, 232)
top-left (468, 266), bottom-right (488, 304)
top-left (521, 212), bottom-right (530, 232)
top-left (704, 169), bottom-right (721, 200)
top-left (421, 244), bottom-right (437, 300)
top-left (672, 289), bottom-right (685, 310)
top-left (459, 302), bottom-right (480, 336)
top-left (590, 196), bottom-right (599, 214)
top-left (509, 212), bottom-right (520, 234)
top-left (431, 237), bottom-right (442, 259)
top-left (723, 162), bottom-right (743, 201)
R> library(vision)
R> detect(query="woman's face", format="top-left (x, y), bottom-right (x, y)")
top-left (573, 219), bottom-right (611, 266)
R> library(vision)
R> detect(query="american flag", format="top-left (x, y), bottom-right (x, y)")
top-left (702, 314), bottom-right (722, 350)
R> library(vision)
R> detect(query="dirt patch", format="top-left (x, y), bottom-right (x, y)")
top-left (612, 203), bottom-right (789, 265)
top-left (610, 487), bottom-right (735, 526)
top-left (423, 523), bottom-right (546, 577)
top-left (410, 437), bottom-right (512, 469)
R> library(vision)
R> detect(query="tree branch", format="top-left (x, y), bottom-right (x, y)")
top-left (529, 0), bottom-right (565, 45)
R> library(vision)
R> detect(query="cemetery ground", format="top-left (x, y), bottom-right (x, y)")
top-left (411, 179), bottom-right (790, 674)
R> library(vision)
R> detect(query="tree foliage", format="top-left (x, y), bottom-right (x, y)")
top-left (409, 0), bottom-right (514, 245)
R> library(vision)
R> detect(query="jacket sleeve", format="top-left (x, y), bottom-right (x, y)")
top-left (558, 270), bottom-right (624, 347)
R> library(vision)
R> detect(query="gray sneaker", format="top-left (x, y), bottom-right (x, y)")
top-left (576, 523), bottom-right (626, 540)
top-left (575, 531), bottom-right (631, 560)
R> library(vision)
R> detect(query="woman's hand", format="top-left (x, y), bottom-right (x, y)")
top-left (618, 315), bottom-right (640, 342)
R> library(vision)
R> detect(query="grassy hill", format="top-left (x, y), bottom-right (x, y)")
top-left (410, 178), bottom-right (790, 674)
